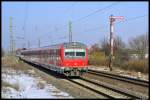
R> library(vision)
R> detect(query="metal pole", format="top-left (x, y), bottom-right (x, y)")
top-left (28, 40), bottom-right (30, 48)
top-left (69, 21), bottom-right (72, 43)
top-left (9, 16), bottom-right (14, 55)
top-left (109, 15), bottom-right (124, 71)
top-left (38, 38), bottom-right (40, 47)
top-left (13, 39), bottom-right (15, 54)
top-left (109, 14), bottom-right (114, 71)
top-left (22, 43), bottom-right (25, 48)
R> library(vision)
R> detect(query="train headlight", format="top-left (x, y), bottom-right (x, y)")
top-left (82, 63), bottom-right (84, 66)
top-left (61, 67), bottom-right (65, 69)
top-left (74, 63), bottom-right (77, 65)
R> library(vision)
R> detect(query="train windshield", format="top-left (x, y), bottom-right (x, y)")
top-left (65, 49), bottom-right (85, 58)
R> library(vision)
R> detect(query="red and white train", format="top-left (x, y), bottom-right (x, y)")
top-left (18, 42), bottom-right (88, 76)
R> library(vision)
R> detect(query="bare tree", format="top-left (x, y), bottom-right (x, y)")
top-left (89, 43), bottom-right (101, 53)
top-left (101, 37), bottom-right (109, 56)
top-left (113, 36), bottom-right (128, 61)
top-left (114, 36), bottom-right (126, 50)
top-left (101, 36), bottom-right (126, 57)
top-left (129, 33), bottom-right (148, 59)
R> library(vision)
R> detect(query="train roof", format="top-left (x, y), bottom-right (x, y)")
top-left (21, 42), bottom-right (86, 52)
top-left (64, 42), bottom-right (86, 48)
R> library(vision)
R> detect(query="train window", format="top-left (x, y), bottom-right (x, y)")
top-left (64, 49), bottom-right (86, 58)
top-left (65, 52), bottom-right (75, 57)
top-left (76, 52), bottom-right (85, 57)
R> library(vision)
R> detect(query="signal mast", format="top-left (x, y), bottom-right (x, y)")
top-left (109, 14), bottom-right (124, 71)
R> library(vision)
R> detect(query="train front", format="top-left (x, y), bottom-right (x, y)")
top-left (62, 42), bottom-right (88, 76)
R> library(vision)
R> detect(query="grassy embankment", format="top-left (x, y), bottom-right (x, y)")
top-left (88, 51), bottom-right (149, 73)
top-left (2, 55), bottom-right (32, 91)
top-left (2, 55), bottom-right (30, 71)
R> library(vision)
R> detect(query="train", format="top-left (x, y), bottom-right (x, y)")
top-left (17, 42), bottom-right (88, 76)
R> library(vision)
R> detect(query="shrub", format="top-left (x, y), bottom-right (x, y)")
top-left (122, 59), bottom-right (148, 73)
top-left (89, 51), bottom-right (108, 66)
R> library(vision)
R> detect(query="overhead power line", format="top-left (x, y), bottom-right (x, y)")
top-left (23, 2), bottom-right (29, 35)
top-left (39, 14), bottom-right (147, 46)
top-left (38, 3), bottom-right (147, 44)
top-left (39, 24), bottom-right (68, 39)
top-left (78, 14), bottom-right (148, 34)
top-left (116, 14), bottom-right (148, 24)
top-left (72, 2), bottom-right (120, 23)
top-left (39, 2), bottom-right (119, 38)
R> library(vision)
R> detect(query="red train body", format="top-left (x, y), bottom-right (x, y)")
top-left (19, 42), bottom-right (88, 76)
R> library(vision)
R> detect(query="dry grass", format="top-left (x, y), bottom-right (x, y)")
top-left (2, 81), bottom-right (20, 91)
top-left (89, 51), bottom-right (108, 66)
top-left (2, 55), bottom-right (31, 72)
top-left (122, 59), bottom-right (149, 73)
top-left (37, 81), bottom-right (45, 89)
top-left (88, 51), bottom-right (148, 73)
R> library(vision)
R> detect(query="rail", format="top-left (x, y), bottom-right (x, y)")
top-left (88, 69), bottom-right (149, 87)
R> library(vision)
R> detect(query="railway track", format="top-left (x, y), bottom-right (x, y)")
top-left (67, 77), bottom-right (148, 99)
top-left (85, 69), bottom-right (149, 97)
top-left (20, 58), bottom-right (148, 99)
top-left (88, 69), bottom-right (149, 87)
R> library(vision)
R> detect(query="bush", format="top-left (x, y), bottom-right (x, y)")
top-left (123, 59), bottom-right (148, 73)
top-left (88, 46), bottom-right (148, 73)
top-left (89, 51), bottom-right (108, 66)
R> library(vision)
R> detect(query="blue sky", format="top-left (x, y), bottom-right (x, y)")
top-left (2, 1), bottom-right (148, 50)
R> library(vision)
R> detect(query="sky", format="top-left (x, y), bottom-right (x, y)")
top-left (2, 1), bottom-right (148, 50)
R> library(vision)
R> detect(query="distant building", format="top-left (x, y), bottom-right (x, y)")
top-left (129, 54), bottom-right (139, 60)
top-left (145, 53), bottom-right (148, 59)
top-left (126, 49), bottom-right (148, 60)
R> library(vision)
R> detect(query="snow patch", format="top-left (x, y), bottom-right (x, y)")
top-left (2, 69), bottom-right (73, 98)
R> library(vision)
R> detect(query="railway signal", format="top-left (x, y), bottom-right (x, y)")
top-left (109, 14), bottom-right (124, 71)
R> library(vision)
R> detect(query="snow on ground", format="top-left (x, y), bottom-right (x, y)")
top-left (2, 69), bottom-right (73, 99)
